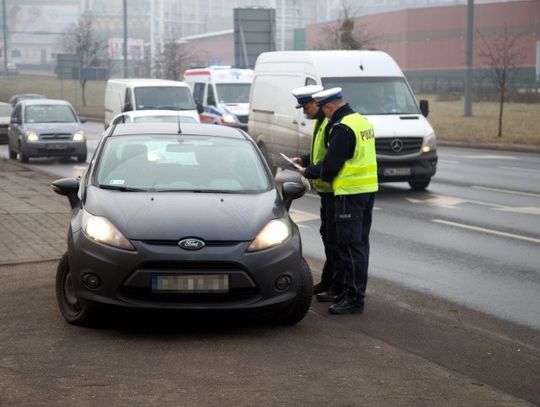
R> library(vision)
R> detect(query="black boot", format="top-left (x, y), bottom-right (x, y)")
top-left (329, 298), bottom-right (364, 314)
top-left (316, 288), bottom-right (342, 303)
top-left (312, 283), bottom-right (328, 295)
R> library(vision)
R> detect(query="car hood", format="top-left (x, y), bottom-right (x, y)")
top-left (366, 115), bottom-right (433, 138)
top-left (24, 122), bottom-right (81, 134)
top-left (84, 186), bottom-right (284, 241)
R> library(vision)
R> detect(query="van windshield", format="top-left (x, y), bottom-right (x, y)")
top-left (216, 84), bottom-right (251, 103)
top-left (321, 77), bottom-right (420, 115)
top-left (134, 87), bottom-right (196, 111)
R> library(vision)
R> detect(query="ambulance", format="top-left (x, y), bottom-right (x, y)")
top-left (183, 66), bottom-right (253, 130)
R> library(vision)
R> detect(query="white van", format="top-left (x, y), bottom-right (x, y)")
top-left (104, 79), bottom-right (201, 128)
top-left (183, 66), bottom-right (253, 130)
top-left (248, 50), bottom-right (438, 190)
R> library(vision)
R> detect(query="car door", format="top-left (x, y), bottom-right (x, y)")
top-left (8, 105), bottom-right (22, 152)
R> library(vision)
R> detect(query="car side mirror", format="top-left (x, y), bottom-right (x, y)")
top-left (196, 102), bottom-right (204, 114)
top-left (51, 178), bottom-right (80, 209)
top-left (10, 117), bottom-right (19, 124)
top-left (123, 103), bottom-right (133, 112)
top-left (419, 100), bottom-right (429, 117)
top-left (80, 118), bottom-right (87, 123)
top-left (282, 181), bottom-right (306, 211)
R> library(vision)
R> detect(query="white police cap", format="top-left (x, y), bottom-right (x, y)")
top-left (312, 87), bottom-right (343, 106)
top-left (291, 85), bottom-right (324, 108)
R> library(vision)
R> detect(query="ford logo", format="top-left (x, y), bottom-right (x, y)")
top-left (178, 238), bottom-right (205, 250)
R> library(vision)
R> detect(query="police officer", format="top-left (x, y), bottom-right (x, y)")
top-left (310, 87), bottom-right (378, 314)
top-left (290, 85), bottom-right (343, 300)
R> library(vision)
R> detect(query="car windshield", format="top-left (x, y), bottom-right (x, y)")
top-left (321, 77), bottom-right (420, 115)
top-left (133, 115), bottom-right (197, 124)
top-left (0, 105), bottom-right (12, 116)
top-left (134, 87), bottom-right (196, 111)
top-left (216, 84), bottom-right (251, 103)
top-left (24, 105), bottom-right (77, 123)
top-left (94, 134), bottom-right (271, 193)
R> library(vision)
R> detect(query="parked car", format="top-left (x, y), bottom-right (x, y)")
top-left (52, 122), bottom-right (311, 326)
top-left (110, 109), bottom-right (199, 126)
top-left (0, 102), bottom-right (12, 144)
top-left (8, 99), bottom-right (87, 162)
top-left (9, 93), bottom-right (47, 107)
top-left (6, 62), bottom-right (18, 75)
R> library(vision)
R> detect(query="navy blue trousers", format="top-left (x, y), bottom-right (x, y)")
top-left (334, 193), bottom-right (375, 302)
top-left (319, 193), bottom-right (341, 291)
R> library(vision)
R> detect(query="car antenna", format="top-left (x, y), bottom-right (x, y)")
top-left (177, 110), bottom-right (182, 134)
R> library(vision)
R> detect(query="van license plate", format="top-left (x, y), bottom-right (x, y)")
top-left (383, 167), bottom-right (411, 176)
top-left (152, 274), bottom-right (229, 293)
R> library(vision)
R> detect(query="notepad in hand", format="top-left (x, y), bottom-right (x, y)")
top-left (279, 153), bottom-right (303, 170)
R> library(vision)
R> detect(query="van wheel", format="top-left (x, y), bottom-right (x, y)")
top-left (409, 177), bottom-right (431, 191)
top-left (77, 152), bottom-right (87, 163)
top-left (259, 143), bottom-right (277, 177)
top-left (18, 148), bottom-right (29, 163)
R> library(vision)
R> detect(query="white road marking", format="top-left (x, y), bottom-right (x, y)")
top-left (433, 219), bottom-right (540, 244)
top-left (499, 166), bottom-right (540, 174)
top-left (471, 185), bottom-right (540, 198)
top-left (463, 155), bottom-right (518, 160)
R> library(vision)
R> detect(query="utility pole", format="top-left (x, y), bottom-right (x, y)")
top-left (123, 0), bottom-right (128, 78)
top-left (464, 0), bottom-right (474, 117)
top-left (2, 0), bottom-right (7, 71)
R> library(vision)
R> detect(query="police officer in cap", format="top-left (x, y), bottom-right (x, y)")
top-left (290, 85), bottom-right (343, 300)
top-left (309, 87), bottom-right (378, 314)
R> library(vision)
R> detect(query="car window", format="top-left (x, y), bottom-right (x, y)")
top-left (134, 87), bottom-right (196, 111)
top-left (24, 105), bottom-right (77, 123)
top-left (215, 84), bottom-right (250, 103)
top-left (94, 135), bottom-right (270, 193)
top-left (207, 85), bottom-right (216, 106)
top-left (193, 83), bottom-right (205, 104)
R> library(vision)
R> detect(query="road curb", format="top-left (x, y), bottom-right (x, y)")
top-left (438, 140), bottom-right (540, 154)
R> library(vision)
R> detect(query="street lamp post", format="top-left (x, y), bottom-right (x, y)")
top-left (2, 0), bottom-right (8, 71)
top-left (123, 0), bottom-right (128, 78)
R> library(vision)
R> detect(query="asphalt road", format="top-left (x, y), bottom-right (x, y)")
top-left (1, 122), bottom-right (539, 330)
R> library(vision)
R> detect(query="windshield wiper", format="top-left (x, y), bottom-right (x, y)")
top-left (98, 184), bottom-right (147, 192)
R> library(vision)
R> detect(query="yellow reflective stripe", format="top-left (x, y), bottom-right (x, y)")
top-left (334, 176), bottom-right (378, 188)
top-left (339, 163), bottom-right (378, 177)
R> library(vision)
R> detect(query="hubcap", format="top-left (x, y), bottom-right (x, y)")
top-left (64, 272), bottom-right (80, 309)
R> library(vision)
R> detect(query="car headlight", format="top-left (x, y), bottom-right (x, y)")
top-left (247, 217), bottom-right (291, 252)
top-left (221, 114), bottom-right (238, 125)
top-left (26, 130), bottom-right (39, 142)
top-left (73, 130), bottom-right (85, 141)
top-left (421, 132), bottom-right (437, 153)
top-left (82, 210), bottom-right (135, 251)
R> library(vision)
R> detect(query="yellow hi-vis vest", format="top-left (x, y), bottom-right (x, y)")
top-left (332, 113), bottom-right (378, 195)
top-left (310, 117), bottom-right (333, 193)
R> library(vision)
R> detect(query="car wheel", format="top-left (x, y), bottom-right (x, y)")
top-left (409, 177), bottom-right (431, 191)
top-left (8, 146), bottom-right (17, 159)
top-left (77, 152), bottom-right (87, 163)
top-left (259, 143), bottom-right (277, 177)
top-left (18, 147), bottom-right (28, 163)
top-left (267, 258), bottom-right (313, 326)
top-left (55, 252), bottom-right (97, 326)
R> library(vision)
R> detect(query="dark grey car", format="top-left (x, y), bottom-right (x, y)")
top-left (52, 123), bottom-right (312, 326)
top-left (8, 99), bottom-right (87, 163)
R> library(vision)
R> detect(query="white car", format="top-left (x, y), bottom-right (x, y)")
top-left (109, 110), bottom-right (200, 127)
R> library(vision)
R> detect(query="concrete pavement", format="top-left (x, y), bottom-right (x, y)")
top-left (1, 157), bottom-right (539, 406)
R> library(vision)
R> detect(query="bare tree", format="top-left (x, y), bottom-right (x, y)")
top-left (62, 16), bottom-right (107, 106)
top-left (313, 5), bottom-right (377, 50)
top-left (154, 38), bottom-right (201, 81)
top-left (477, 25), bottom-right (524, 138)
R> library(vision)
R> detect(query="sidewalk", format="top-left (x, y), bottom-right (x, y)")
top-left (0, 157), bottom-right (538, 406)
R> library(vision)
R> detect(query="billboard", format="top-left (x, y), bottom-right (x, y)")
top-left (108, 38), bottom-right (144, 60)
top-left (234, 8), bottom-right (276, 69)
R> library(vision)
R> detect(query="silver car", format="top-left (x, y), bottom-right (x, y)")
top-left (0, 102), bottom-right (12, 145)
top-left (8, 99), bottom-right (87, 162)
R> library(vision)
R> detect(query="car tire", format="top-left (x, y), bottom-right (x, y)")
top-left (8, 146), bottom-right (17, 159)
top-left (266, 258), bottom-right (313, 326)
top-left (55, 252), bottom-right (97, 326)
top-left (18, 147), bottom-right (28, 163)
top-left (77, 152), bottom-right (87, 163)
top-left (259, 143), bottom-right (277, 177)
top-left (409, 177), bottom-right (431, 191)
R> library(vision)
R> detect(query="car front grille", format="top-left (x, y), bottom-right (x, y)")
top-left (375, 137), bottom-right (423, 155)
top-left (40, 133), bottom-right (72, 140)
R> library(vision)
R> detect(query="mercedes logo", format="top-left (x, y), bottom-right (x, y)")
top-left (178, 238), bottom-right (205, 250)
top-left (390, 139), bottom-right (403, 153)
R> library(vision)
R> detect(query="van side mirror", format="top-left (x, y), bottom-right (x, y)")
top-left (196, 102), bottom-right (204, 114)
top-left (10, 117), bottom-right (19, 124)
top-left (282, 181), bottom-right (306, 211)
top-left (419, 100), bottom-right (429, 117)
top-left (51, 178), bottom-right (80, 209)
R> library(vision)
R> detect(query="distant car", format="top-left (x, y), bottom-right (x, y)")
top-left (8, 99), bottom-right (87, 163)
top-left (6, 62), bottom-right (18, 75)
top-left (109, 110), bottom-right (199, 127)
top-left (0, 102), bottom-right (12, 144)
top-left (9, 93), bottom-right (47, 107)
top-left (51, 122), bottom-right (311, 326)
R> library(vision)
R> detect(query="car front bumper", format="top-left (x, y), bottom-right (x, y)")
top-left (377, 150), bottom-right (438, 183)
top-left (67, 227), bottom-right (304, 313)
top-left (23, 140), bottom-right (86, 157)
